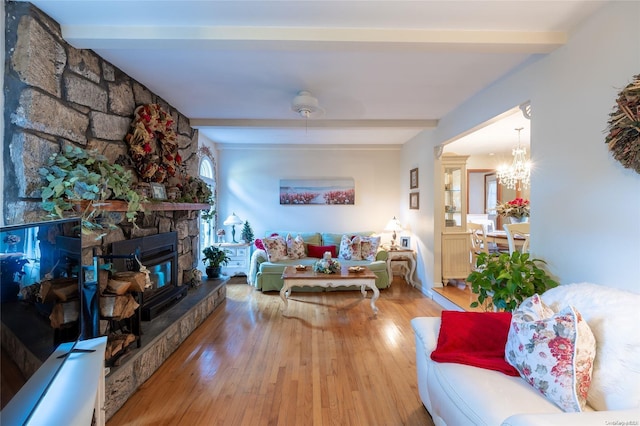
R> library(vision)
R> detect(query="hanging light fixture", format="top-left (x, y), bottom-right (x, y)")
top-left (291, 90), bottom-right (324, 132)
top-left (497, 127), bottom-right (531, 190)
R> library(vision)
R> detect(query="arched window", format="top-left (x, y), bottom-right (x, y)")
top-left (199, 155), bottom-right (216, 250)
top-left (200, 157), bottom-right (214, 180)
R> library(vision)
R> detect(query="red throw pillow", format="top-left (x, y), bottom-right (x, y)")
top-left (307, 244), bottom-right (337, 258)
top-left (254, 238), bottom-right (265, 250)
top-left (430, 311), bottom-right (519, 376)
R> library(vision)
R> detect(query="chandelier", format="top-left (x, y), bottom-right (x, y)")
top-left (497, 127), bottom-right (531, 190)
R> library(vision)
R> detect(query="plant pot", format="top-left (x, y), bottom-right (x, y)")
top-left (509, 216), bottom-right (529, 224)
top-left (206, 266), bottom-right (222, 280)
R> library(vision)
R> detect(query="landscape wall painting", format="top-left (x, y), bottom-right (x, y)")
top-left (279, 178), bottom-right (355, 205)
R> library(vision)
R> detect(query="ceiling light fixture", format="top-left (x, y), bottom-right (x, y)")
top-left (291, 90), bottom-right (324, 132)
top-left (497, 127), bottom-right (531, 191)
top-left (291, 90), bottom-right (323, 118)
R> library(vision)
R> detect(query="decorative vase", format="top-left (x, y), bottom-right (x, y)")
top-left (509, 216), bottom-right (529, 224)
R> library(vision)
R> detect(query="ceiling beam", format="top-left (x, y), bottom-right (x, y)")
top-left (190, 119), bottom-right (438, 129)
top-left (62, 26), bottom-right (566, 53)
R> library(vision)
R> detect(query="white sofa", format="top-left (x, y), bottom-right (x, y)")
top-left (412, 283), bottom-right (640, 426)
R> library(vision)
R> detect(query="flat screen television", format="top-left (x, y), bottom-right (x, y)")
top-left (0, 217), bottom-right (98, 410)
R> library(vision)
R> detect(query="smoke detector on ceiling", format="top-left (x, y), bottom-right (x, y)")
top-left (291, 90), bottom-right (324, 118)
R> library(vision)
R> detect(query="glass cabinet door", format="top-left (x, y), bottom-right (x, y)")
top-left (441, 154), bottom-right (468, 232)
top-left (444, 166), bottom-right (462, 228)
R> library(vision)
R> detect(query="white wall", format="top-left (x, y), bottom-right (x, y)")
top-left (216, 145), bottom-right (402, 241)
top-left (401, 131), bottom-right (439, 290)
top-left (402, 1), bottom-right (640, 293)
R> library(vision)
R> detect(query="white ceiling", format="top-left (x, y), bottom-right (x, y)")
top-left (22, 0), bottom-right (606, 151)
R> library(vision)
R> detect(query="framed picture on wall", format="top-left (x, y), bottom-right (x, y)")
top-left (410, 192), bottom-right (419, 210)
top-left (150, 183), bottom-right (167, 200)
top-left (279, 178), bottom-right (355, 205)
top-left (400, 236), bottom-right (411, 249)
top-left (410, 168), bottom-right (419, 189)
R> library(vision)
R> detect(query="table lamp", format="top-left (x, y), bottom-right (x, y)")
top-left (384, 216), bottom-right (403, 250)
top-left (223, 213), bottom-right (244, 243)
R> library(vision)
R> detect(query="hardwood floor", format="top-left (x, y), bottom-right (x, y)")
top-left (432, 283), bottom-right (487, 312)
top-left (1, 348), bottom-right (26, 409)
top-left (107, 277), bottom-right (440, 425)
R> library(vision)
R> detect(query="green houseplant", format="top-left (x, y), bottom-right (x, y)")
top-left (467, 251), bottom-right (559, 312)
top-left (202, 245), bottom-right (231, 279)
top-left (39, 145), bottom-right (144, 236)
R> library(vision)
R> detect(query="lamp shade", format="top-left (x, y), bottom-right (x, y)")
top-left (223, 213), bottom-right (243, 226)
top-left (384, 216), bottom-right (403, 232)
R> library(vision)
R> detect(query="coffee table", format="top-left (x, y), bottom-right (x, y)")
top-left (280, 265), bottom-right (379, 314)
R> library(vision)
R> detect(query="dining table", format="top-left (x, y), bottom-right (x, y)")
top-left (484, 230), bottom-right (527, 249)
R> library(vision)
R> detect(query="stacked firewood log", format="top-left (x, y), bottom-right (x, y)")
top-left (40, 278), bottom-right (80, 329)
top-left (100, 271), bottom-right (147, 361)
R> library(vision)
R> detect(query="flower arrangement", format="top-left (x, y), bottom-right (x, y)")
top-left (313, 258), bottom-right (341, 274)
top-left (496, 198), bottom-right (530, 218)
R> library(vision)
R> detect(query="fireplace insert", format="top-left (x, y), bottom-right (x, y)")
top-left (110, 232), bottom-right (187, 320)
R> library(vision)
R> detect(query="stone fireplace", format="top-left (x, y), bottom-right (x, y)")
top-left (4, 1), bottom-right (209, 322)
top-left (3, 3), bottom-right (226, 420)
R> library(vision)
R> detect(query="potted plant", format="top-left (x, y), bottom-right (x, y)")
top-left (39, 145), bottom-right (144, 236)
top-left (202, 245), bottom-right (231, 279)
top-left (467, 251), bottom-right (559, 312)
top-left (496, 198), bottom-right (530, 223)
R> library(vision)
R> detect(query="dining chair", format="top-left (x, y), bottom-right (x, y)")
top-left (503, 223), bottom-right (530, 254)
top-left (467, 222), bottom-right (491, 271)
top-left (468, 222), bottom-right (488, 253)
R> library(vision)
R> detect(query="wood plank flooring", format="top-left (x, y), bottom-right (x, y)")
top-left (1, 349), bottom-right (26, 409)
top-left (107, 277), bottom-right (440, 426)
top-left (432, 283), bottom-right (487, 312)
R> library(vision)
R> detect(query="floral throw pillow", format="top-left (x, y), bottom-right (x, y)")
top-left (515, 293), bottom-right (555, 320)
top-left (262, 235), bottom-right (288, 262)
top-left (360, 235), bottom-right (381, 261)
top-left (505, 295), bottom-right (596, 412)
top-left (338, 235), bottom-right (362, 260)
top-left (286, 234), bottom-right (306, 259)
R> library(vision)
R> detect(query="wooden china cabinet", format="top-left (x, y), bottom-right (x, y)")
top-left (440, 153), bottom-right (471, 285)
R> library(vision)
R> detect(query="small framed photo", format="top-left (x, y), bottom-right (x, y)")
top-left (410, 192), bottom-right (419, 210)
top-left (400, 236), bottom-right (411, 249)
top-left (410, 168), bottom-right (419, 189)
top-left (150, 182), bottom-right (167, 200)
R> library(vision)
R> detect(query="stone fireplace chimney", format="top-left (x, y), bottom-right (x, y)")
top-left (4, 2), bottom-right (209, 326)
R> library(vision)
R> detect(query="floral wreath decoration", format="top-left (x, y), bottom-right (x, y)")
top-left (605, 74), bottom-right (640, 174)
top-left (125, 104), bottom-right (182, 183)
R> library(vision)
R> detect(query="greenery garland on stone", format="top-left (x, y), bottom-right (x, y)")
top-left (605, 74), bottom-right (640, 174)
top-left (125, 104), bottom-right (181, 183)
top-left (39, 145), bottom-right (143, 237)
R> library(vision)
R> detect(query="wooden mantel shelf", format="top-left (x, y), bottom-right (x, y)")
top-left (100, 201), bottom-right (210, 212)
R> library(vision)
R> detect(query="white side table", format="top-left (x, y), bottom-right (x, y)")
top-left (387, 248), bottom-right (417, 286)
top-left (219, 242), bottom-right (251, 277)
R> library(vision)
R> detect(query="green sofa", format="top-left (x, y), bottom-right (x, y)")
top-left (249, 231), bottom-right (391, 292)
